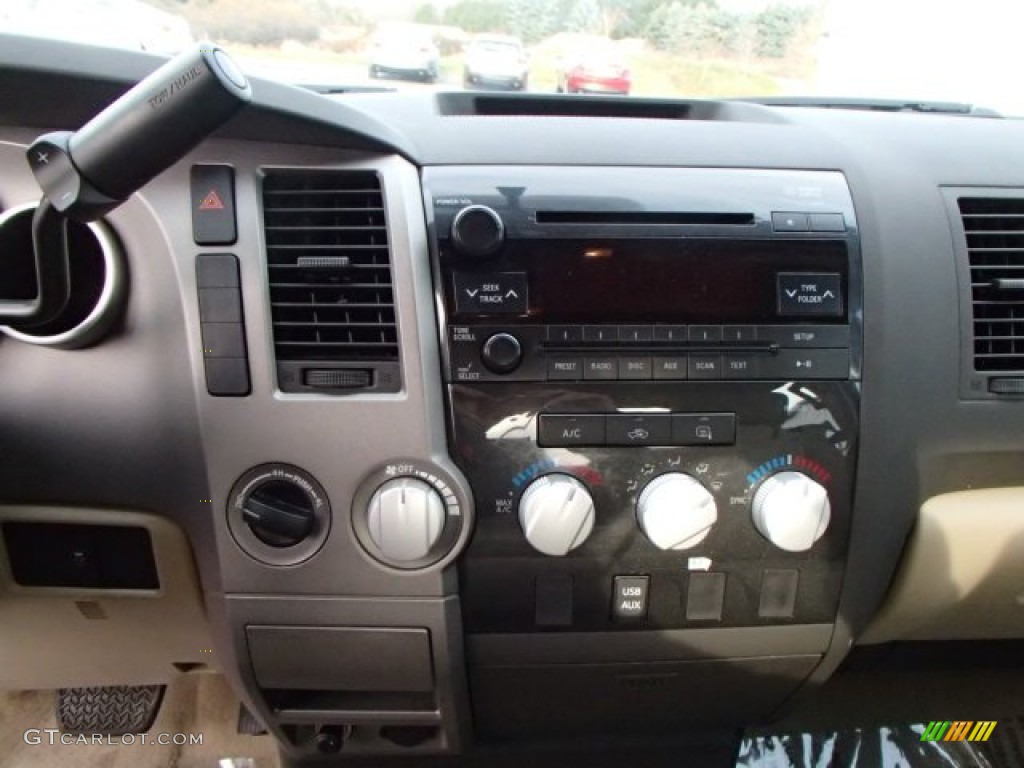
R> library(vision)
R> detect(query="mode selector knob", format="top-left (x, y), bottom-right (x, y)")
top-left (519, 474), bottom-right (595, 556)
top-left (751, 471), bottom-right (831, 552)
top-left (481, 332), bottom-right (522, 374)
top-left (366, 477), bottom-right (446, 563)
top-left (636, 473), bottom-right (717, 550)
top-left (450, 205), bottom-right (504, 258)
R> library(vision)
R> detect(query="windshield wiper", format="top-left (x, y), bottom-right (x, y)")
top-left (742, 96), bottom-right (1001, 117)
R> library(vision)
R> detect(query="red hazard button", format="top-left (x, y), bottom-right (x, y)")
top-left (199, 189), bottom-right (225, 210)
top-left (191, 165), bottom-right (236, 245)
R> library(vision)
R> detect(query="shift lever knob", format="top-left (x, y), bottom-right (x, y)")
top-left (27, 42), bottom-right (251, 222)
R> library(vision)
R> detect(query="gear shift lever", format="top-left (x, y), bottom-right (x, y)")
top-left (0, 43), bottom-right (251, 325)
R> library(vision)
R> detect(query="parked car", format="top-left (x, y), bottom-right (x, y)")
top-left (368, 26), bottom-right (439, 82)
top-left (556, 48), bottom-right (631, 95)
top-left (463, 34), bottom-right (528, 91)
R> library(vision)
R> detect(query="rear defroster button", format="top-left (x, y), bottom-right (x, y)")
top-left (481, 333), bottom-right (522, 374)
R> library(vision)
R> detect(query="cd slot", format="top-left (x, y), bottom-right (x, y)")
top-left (534, 210), bottom-right (755, 226)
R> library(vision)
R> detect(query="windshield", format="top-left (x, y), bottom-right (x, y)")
top-left (3, 0), bottom-right (1023, 115)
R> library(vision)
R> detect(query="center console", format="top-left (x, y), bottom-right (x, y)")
top-left (424, 166), bottom-right (861, 739)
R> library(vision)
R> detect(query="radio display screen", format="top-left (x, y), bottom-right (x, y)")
top-left (447, 238), bottom-right (849, 324)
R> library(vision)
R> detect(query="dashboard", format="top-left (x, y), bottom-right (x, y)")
top-left (2, 33), bottom-right (1024, 767)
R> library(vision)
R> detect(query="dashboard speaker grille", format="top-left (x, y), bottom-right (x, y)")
top-left (960, 196), bottom-right (1024, 373)
top-left (262, 169), bottom-right (400, 393)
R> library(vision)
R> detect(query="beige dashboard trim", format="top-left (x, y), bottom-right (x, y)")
top-left (860, 487), bottom-right (1024, 643)
top-left (0, 507), bottom-right (213, 689)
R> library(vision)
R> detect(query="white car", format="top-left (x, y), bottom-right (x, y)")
top-left (368, 27), bottom-right (440, 83)
top-left (463, 35), bottom-right (528, 91)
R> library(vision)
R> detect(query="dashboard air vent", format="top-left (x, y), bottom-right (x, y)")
top-left (262, 170), bottom-right (400, 394)
top-left (960, 197), bottom-right (1024, 374)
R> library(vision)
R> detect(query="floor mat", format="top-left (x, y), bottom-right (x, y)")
top-left (0, 673), bottom-right (279, 768)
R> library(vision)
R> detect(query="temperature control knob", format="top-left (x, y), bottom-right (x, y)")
top-left (451, 204), bottom-right (504, 258)
top-left (366, 477), bottom-right (446, 562)
top-left (518, 474), bottom-right (595, 556)
top-left (751, 471), bottom-right (830, 552)
top-left (636, 473), bottom-right (717, 550)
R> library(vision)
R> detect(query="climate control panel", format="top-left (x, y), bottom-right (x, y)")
top-left (450, 380), bottom-right (857, 633)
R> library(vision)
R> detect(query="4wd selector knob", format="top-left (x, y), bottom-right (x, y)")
top-left (518, 474), bottom-right (595, 556)
top-left (450, 204), bottom-right (504, 258)
top-left (636, 473), bottom-right (717, 550)
top-left (366, 477), bottom-right (446, 562)
top-left (751, 471), bottom-right (830, 552)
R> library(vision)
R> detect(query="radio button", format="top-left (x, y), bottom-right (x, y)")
top-left (653, 357), bottom-right (688, 380)
top-left (546, 325), bottom-right (583, 344)
top-left (584, 357), bottom-right (618, 380)
top-left (548, 357), bottom-right (583, 380)
top-left (760, 349), bottom-right (850, 379)
top-left (723, 355), bottom-right (757, 379)
top-left (689, 355), bottom-right (722, 379)
top-left (653, 325), bottom-right (687, 343)
top-left (606, 415), bottom-right (671, 446)
top-left (688, 326), bottom-right (722, 343)
top-left (538, 415), bottom-right (605, 447)
top-left (583, 326), bottom-right (617, 344)
top-left (618, 325), bottom-right (653, 343)
top-left (672, 413), bottom-right (736, 446)
top-left (618, 357), bottom-right (652, 380)
top-left (722, 325), bottom-right (757, 343)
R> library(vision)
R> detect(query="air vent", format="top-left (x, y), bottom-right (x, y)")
top-left (960, 197), bottom-right (1024, 375)
top-left (262, 170), bottom-right (400, 394)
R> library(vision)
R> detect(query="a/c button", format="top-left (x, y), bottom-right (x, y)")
top-left (538, 414), bottom-right (606, 447)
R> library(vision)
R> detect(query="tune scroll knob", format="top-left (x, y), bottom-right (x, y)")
top-left (481, 332), bottom-right (522, 374)
top-left (636, 473), bottom-right (718, 550)
top-left (450, 205), bottom-right (505, 258)
top-left (751, 471), bottom-right (831, 552)
top-left (366, 477), bottom-right (446, 563)
top-left (518, 474), bottom-right (595, 556)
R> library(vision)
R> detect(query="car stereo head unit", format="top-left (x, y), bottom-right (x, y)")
top-left (426, 167), bottom-right (860, 385)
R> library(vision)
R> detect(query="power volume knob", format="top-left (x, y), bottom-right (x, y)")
top-left (751, 471), bottom-right (831, 552)
top-left (366, 477), bottom-right (446, 563)
top-left (518, 474), bottom-right (595, 556)
top-left (450, 205), bottom-right (504, 258)
top-left (636, 473), bottom-right (717, 550)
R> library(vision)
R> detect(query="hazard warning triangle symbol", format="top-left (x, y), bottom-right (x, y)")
top-left (199, 189), bottom-right (225, 210)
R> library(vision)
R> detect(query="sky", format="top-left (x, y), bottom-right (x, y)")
top-left (815, 0), bottom-right (1024, 114)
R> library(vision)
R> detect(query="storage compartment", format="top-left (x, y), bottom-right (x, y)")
top-left (470, 655), bottom-right (820, 739)
top-left (2, 522), bottom-right (158, 590)
top-left (247, 625), bottom-right (435, 692)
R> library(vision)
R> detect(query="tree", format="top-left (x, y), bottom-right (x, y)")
top-left (443, 0), bottom-right (508, 33)
top-left (414, 3), bottom-right (440, 24)
top-left (567, 0), bottom-right (602, 34)
top-left (644, 1), bottom-right (742, 56)
top-left (753, 4), bottom-right (812, 58)
top-left (507, 0), bottom-right (560, 42)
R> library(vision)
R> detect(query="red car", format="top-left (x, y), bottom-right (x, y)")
top-left (557, 50), bottom-right (631, 95)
